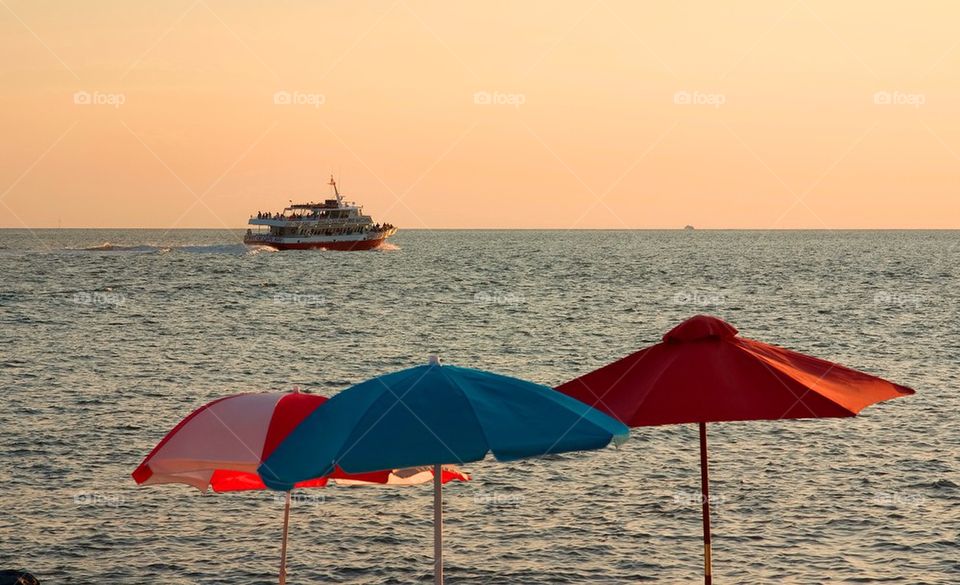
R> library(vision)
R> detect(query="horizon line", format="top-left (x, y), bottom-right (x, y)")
top-left (2, 227), bottom-right (959, 231)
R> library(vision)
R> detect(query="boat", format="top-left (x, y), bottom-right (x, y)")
top-left (243, 176), bottom-right (397, 251)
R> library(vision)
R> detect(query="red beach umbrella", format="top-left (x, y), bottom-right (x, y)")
top-left (556, 315), bottom-right (914, 584)
top-left (133, 390), bottom-right (468, 584)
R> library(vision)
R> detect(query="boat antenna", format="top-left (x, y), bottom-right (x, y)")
top-left (328, 174), bottom-right (342, 202)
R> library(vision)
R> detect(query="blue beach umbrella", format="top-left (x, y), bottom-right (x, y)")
top-left (259, 356), bottom-right (629, 584)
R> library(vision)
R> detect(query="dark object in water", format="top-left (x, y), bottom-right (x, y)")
top-left (0, 570), bottom-right (40, 585)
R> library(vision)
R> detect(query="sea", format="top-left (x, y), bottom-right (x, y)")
top-left (1, 229), bottom-right (957, 584)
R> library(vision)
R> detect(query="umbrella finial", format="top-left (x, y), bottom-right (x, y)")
top-left (428, 354), bottom-right (442, 366)
top-left (292, 385), bottom-right (302, 393)
top-left (663, 315), bottom-right (738, 343)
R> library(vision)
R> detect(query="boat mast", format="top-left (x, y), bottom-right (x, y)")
top-left (328, 175), bottom-right (343, 204)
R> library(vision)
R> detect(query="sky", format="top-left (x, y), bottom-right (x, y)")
top-left (1, 1), bottom-right (958, 229)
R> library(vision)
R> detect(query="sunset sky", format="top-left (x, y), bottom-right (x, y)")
top-left (1, 1), bottom-right (958, 229)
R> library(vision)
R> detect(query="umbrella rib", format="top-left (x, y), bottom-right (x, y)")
top-left (736, 343), bottom-right (851, 420)
top-left (372, 366), bottom-right (471, 466)
top-left (776, 369), bottom-right (854, 419)
top-left (570, 345), bottom-right (661, 424)
top-left (332, 369), bottom-right (430, 467)
top-left (334, 366), bottom-right (470, 470)
top-left (438, 367), bottom-right (492, 461)
top-left (391, 392), bottom-right (469, 467)
top-left (738, 344), bottom-right (823, 419)
top-left (135, 393), bottom-right (245, 477)
top-left (208, 400), bottom-right (288, 483)
top-left (615, 352), bottom-right (683, 424)
top-left (168, 393), bottom-right (287, 487)
top-left (526, 374), bottom-right (635, 459)
top-left (536, 407), bottom-right (608, 460)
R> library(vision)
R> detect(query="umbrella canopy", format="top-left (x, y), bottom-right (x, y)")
top-left (556, 315), bottom-right (914, 584)
top-left (133, 391), bottom-right (326, 492)
top-left (133, 391), bottom-right (468, 491)
top-left (133, 390), bottom-right (468, 585)
top-left (558, 314), bottom-right (914, 425)
top-left (258, 358), bottom-right (629, 584)
top-left (259, 361), bottom-right (628, 487)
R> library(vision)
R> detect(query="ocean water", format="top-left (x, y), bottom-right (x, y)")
top-left (1, 229), bottom-right (957, 584)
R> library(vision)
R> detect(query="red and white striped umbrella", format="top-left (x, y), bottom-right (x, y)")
top-left (132, 390), bottom-right (469, 583)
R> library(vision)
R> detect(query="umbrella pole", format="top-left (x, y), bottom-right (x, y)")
top-left (434, 463), bottom-right (443, 585)
top-left (280, 490), bottom-right (291, 585)
top-left (698, 422), bottom-right (712, 585)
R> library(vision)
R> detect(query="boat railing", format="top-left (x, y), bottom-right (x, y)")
top-left (252, 214), bottom-right (367, 222)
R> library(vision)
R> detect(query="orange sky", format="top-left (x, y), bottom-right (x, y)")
top-left (1, 1), bottom-right (958, 229)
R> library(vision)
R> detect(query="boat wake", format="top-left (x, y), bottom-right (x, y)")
top-left (375, 242), bottom-right (401, 251)
top-left (71, 242), bottom-right (276, 256)
top-left (176, 244), bottom-right (276, 256)
top-left (242, 245), bottom-right (278, 256)
top-left (77, 242), bottom-right (168, 253)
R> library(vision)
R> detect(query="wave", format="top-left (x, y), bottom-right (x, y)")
top-left (375, 242), bottom-right (401, 251)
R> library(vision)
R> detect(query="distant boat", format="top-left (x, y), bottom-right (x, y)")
top-left (684, 225), bottom-right (695, 230)
top-left (244, 176), bottom-right (397, 251)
